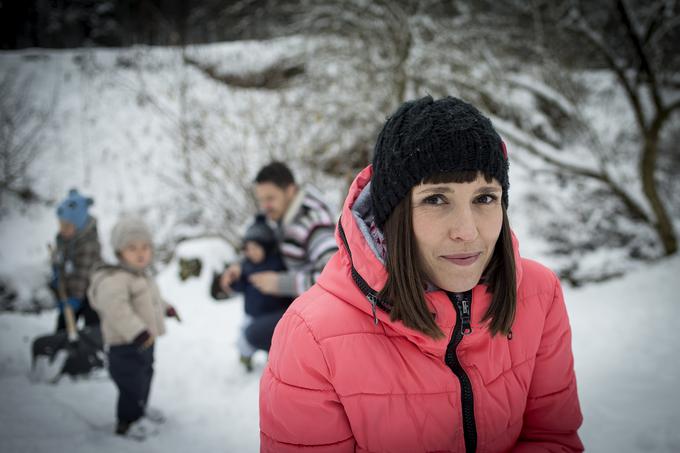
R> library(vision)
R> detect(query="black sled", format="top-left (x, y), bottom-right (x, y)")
top-left (31, 322), bottom-right (106, 383)
top-left (31, 279), bottom-right (106, 383)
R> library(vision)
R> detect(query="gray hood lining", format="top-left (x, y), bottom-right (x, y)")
top-left (350, 181), bottom-right (386, 265)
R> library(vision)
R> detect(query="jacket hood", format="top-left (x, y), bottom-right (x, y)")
top-left (316, 165), bottom-right (524, 358)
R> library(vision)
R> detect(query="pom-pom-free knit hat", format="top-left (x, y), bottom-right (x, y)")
top-left (243, 214), bottom-right (277, 252)
top-left (370, 95), bottom-right (509, 229)
top-left (111, 216), bottom-right (153, 252)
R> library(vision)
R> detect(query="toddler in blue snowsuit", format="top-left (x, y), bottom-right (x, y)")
top-left (225, 214), bottom-right (293, 371)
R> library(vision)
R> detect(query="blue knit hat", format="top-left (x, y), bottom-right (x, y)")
top-left (56, 189), bottom-right (93, 231)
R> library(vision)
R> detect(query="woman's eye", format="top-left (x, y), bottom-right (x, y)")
top-left (422, 194), bottom-right (446, 205)
top-left (475, 194), bottom-right (498, 204)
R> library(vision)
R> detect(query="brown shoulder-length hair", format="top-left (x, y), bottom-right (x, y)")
top-left (378, 171), bottom-right (516, 339)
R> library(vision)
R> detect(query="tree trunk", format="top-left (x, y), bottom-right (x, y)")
top-left (641, 122), bottom-right (678, 255)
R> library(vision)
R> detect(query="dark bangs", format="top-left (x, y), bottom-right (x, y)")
top-left (423, 170), bottom-right (495, 185)
top-left (380, 170), bottom-right (516, 339)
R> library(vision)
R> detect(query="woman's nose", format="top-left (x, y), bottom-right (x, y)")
top-left (448, 207), bottom-right (478, 242)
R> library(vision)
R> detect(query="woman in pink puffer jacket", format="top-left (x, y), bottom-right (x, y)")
top-left (260, 96), bottom-right (583, 453)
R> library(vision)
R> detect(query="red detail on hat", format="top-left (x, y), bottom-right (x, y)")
top-left (501, 141), bottom-right (508, 159)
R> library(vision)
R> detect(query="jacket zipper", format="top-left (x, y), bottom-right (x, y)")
top-left (338, 217), bottom-right (477, 449)
top-left (445, 291), bottom-right (477, 453)
top-left (337, 218), bottom-right (390, 324)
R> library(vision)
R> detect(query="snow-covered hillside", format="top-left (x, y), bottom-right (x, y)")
top-left (1, 44), bottom-right (679, 452)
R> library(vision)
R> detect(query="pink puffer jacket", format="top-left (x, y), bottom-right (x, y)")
top-left (260, 166), bottom-right (583, 453)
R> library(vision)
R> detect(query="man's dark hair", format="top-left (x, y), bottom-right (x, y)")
top-left (254, 161), bottom-right (296, 189)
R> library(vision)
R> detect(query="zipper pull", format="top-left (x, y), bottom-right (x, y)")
top-left (368, 293), bottom-right (379, 325)
top-left (455, 295), bottom-right (472, 336)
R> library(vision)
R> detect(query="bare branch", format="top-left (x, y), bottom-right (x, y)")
top-left (0, 182), bottom-right (50, 204)
top-left (495, 119), bottom-right (652, 223)
top-left (563, 6), bottom-right (648, 132)
top-left (568, 9), bottom-right (647, 131)
top-left (495, 120), bottom-right (601, 178)
top-left (183, 53), bottom-right (305, 89)
top-left (641, 1), bottom-right (666, 44)
top-left (616, 0), bottom-right (663, 112)
top-left (647, 2), bottom-right (680, 46)
top-left (665, 96), bottom-right (680, 114)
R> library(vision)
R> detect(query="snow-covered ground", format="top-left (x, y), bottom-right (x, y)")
top-left (565, 254), bottom-right (680, 453)
top-left (1, 44), bottom-right (680, 452)
top-left (1, 245), bottom-right (679, 452)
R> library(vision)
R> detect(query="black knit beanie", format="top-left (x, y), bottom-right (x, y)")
top-left (370, 95), bottom-right (509, 229)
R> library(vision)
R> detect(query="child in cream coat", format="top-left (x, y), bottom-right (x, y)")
top-left (88, 216), bottom-right (180, 440)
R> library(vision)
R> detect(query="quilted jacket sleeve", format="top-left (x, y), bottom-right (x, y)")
top-left (259, 310), bottom-right (355, 452)
top-left (512, 275), bottom-right (584, 452)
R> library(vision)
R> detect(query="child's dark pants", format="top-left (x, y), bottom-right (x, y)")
top-left (108, 344), bottom-right (154, 423)
top-left (245, 308), bottom-right (288, 352)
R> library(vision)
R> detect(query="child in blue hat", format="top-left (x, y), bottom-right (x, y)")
top-left (50, 189), bottom-right (103, 331)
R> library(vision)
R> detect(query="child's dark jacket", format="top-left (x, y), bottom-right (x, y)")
top-left (231, 253), bottom-right (292, 317)
top-left (52, 217), bottom-right (102, 299)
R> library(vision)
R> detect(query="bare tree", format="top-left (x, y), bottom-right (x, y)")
top-left (408, 0), bottom-right (680, 282)
top-left (0, 68), bottom-right (55, 210)
top-left (188, 0), bottom-right (459, 186)
top-left (115, 45), bottom-right (261, 249)
top-left (129, 0), bottom-right (679, 280)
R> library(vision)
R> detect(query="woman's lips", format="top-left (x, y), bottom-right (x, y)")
top-left (442, 253), bottom-right (481, 266)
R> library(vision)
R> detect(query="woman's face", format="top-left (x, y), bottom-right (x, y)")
top-left (411, 174), bottom-right (503, 293)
